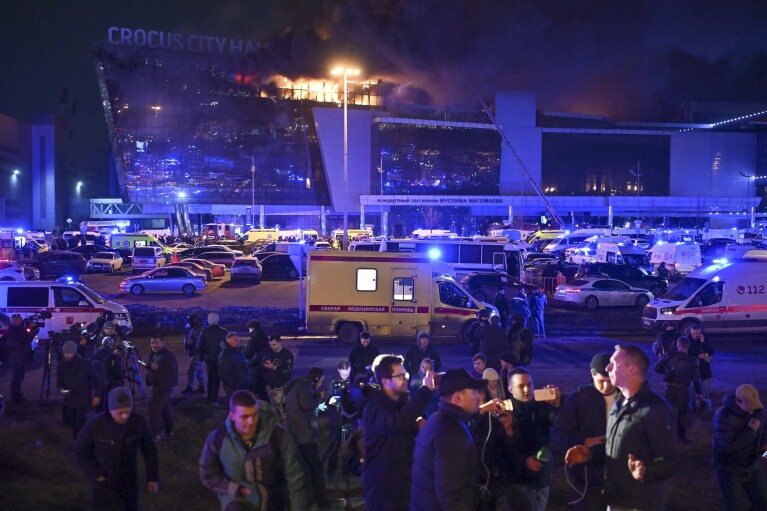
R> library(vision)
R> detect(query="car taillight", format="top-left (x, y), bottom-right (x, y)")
top-left (565, 288), bottom-right (582, 294)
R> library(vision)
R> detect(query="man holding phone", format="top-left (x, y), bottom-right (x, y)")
top-left (504, 367), bottom-right (561, 511)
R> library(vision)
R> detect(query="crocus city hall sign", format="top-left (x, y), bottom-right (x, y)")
top-left (107, 26), bottom-right (259, 55)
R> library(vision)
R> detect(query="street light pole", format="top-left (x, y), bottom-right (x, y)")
top-left (251, 156), bottom-right (255, 228)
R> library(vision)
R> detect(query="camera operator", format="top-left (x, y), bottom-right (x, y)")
top-left (57, 341), bottom-right (102, 438)
top-left (1, 313), bottom-right (39, 404)
top-left (145, 335), bottom-right (178, 442)
top-left (322, 361), bottom-right (353, 482)
top-left (92, 337), bottom-right (125, 413)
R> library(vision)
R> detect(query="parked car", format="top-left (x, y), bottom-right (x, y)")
top-left (132, 246), bottom-right (167, 274)
top-left (0, 261), bottom-right (28, 281)
top-left (167, 242), bottom-right (193, 250)
top-left (69, 244), bottom-right (111, 260)
top-left (204, 244), bottom-right (244, 256)
top-left (184, 258), bottom-right (226, 278)
top-left (167, 261), bottom-right (213, 281)
top-left (18, 251), bottom-right (87, 279)
top-left (178, 245), bottom-right (241, 259)
top-left (230, 257), bottom-right (263, 283)
top-left (257, 253), bottom-right (300, 280)
top-left (86, 252), bottom-right (124, 273)
top-left (575, 262), bottom-right (668, 297)
top-left (119, 266), bottom-right (206, 295)
top-left (314, 241), bottom-right (332, 250)
top-left (459, 271), bottom-right (523, 303)
top-left (554, 276), bottom-right (653, 310)
top-left (111, 248), bottom-right (134, 266)
top-left (196, 251), bottom-right (236, 268)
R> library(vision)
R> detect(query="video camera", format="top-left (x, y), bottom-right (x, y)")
top-left (24, 310), bottom-right (52, 332)
top-left (339, 376), bottom-right (379, 420)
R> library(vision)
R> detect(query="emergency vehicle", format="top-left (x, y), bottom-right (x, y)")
top-left (244, 228), bottom-right (279, 243)
top-left (595, 241), bottom-right (650, 268)
top-left (110, 233), bottom-right (170, 253)
top-left (305, 252), bottom-right (496, 344)
top-left (648, 241), bottom-right (702, 277)
top-left (642, 250), bottom-right (767, 334)
top-left (202, 223), bottom-right (242, 240)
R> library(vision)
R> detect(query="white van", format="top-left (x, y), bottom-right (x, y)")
top-left (648, 242), bottom-right (702, 277)
top-left (132, 246), bottom-right (167, 274)
top-left (642, 252), bottom-right (767, 334)
top-left (595, 241), bottom-right (650, 267)
top-left (542, 233), bottom-right (593, 256)
top-left (0, 281), bottom-right (131, 339)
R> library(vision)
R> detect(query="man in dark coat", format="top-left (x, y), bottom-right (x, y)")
top-left (410, 369), bottom-right (488, 511)
top-left (285, 367), bottom-right (329, 509)
top-left (467, 309), bottom-right (490, 356)
top-left (243, 320), bottom-right (268, 398)
top-left (198, 312), bottom-right (227, 404)
top-left (218, 333), bottom-right (251, 398)
top-left (261, 334), bottom-right (294, 422)
top-left (348, 331), bottom-right (380, 377)
top-left (57, 340), bottom-right (103, 438)
top-left (504, 367), bottom-right (561, 511)
top-left (403, 330), bottom-right (441, 376)
top-left (712, 384), bottom-right (767, 510)
top-left (566, 345), bottom-right (678, 511)
top-left (92, 336), bottom-right (124, 412)
top-left (653, 336), bottom-right (701, 442)
top-left (479, 316), bottom-right (506, 370)
top-left (687, 324), bottom-right (715, 404)
top-left (551, 353), bottom-right (618, 511)
top-left (493, 287), bottom-right (510, 330)
top-left (145, 335), bottom-right (178, 441)
top-left (74, 387), bottom-right (160, 510)
top-left (528, 286), bottom-right (548, 339)
top-left (362, 354), bottom-right (436, 511)
top-left (181, 313), bottom-right (206, 395)
top-left (2, 313), bottom-right (38, 404)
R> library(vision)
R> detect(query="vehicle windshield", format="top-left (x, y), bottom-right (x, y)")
top-left (664, 277), bottom-right (707, 301)
top-left (75, 283), bottom-right (106, 304)
top-left (622, 254), bottom-right (648, 266)
top-left (94, 252), bottom-right (114, 259)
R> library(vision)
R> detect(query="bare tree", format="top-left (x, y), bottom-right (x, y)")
top-left (420, 207), bottom-right (442, 231)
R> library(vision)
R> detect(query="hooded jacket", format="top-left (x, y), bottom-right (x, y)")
top-left (199, 400), bottom-right (313, 511)
top-left (218, 342), bottom-right (251, 392)
top-left (57, 354), bottom-right (102, 408)
top-left (712, 393), bottom-right (766, 470)
top-left (403, 332), bottom-right (441, 375)
top-left (284, 376), bottom-right (323, 445)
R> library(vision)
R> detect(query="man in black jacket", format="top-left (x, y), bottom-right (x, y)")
top-left (551, 353), bottom-right (617, 511)
top-left (146, 335), bottom-right (178, 441)
top-left (566, 345), bottom-right (678, 511)
top-left (198, 312), bottom-right (227, 404)
top-left (348, 331), bottom-right (380, 377)
top-left (74, 386), bottom-right (160, 510)
top-left (362, 354), bottom-right (436, 511)
top-left (57, 340), bottom-right (102, 438)
top-left (261, 334), bottom-right (294, 421)
top-left (403, 331), bottom-right (442, 376)
top-left (2, 314), bottom-right (38, 404)
top-left (218, 332), bottom-right (250, 398)
top-left (92, 336), bottom-right (124, 412)
top-left (504, 367), bottom-right (561, 511)
top-left (410, 368), bottom-right (488, 511)
top-left (687, 324), bottom-right (715, 405)
top-left (653, 336), bottom-right (701, 443)
top-left (712, 384), bottom-right (767, 510)
top-left (181, 313), bottom-right (205, 395)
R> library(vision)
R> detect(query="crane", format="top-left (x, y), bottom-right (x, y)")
top-left (481, 98), bottom-right (565, 228)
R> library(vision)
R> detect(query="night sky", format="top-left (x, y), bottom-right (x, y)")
top-left (2, 0), bottom-right (767, 153)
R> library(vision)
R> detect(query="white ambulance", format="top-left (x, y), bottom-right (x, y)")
top-left (595, 241), bottom-right (650, 268)
top-left (648, 241), bottom-right (702, 277)
top-left (642, 251), bottom-right (767, 334)
top-left (305, 252), bottom-right (496, 344)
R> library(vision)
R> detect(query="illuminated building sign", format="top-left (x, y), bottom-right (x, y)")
top-left (360, 195), bottom-right (516, 206)
top-left (107, 26), bottom-right (259, 55)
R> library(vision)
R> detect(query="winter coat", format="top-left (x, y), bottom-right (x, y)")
top-left (410, 402), bottom-right (478, 511)
top-left (712, 393), bottom-right (767, 470)
top-left (243, 328), bottom-right (268, 365)
top-left (348, 343), bottom-right (380, 376)
top-left (403, 343), bottom-right (441, 376)
top-left (261, 347), bottom-right (294, 388)
top-left (528, 290), bottom-right (547, 312)
top-left (507, 323), bottom-right (534, 366)
top-left (198, 324), bottom-right (227, 363)
top-left (218, 343), bottom-right (251, 392)
top-left (595, 381), bottom-right (678, 510)
top-left (506, 397), bottom-right (559, 488)
top-left (687, 335), bottom-right (715, 380)
top-left (74, 411), bottom-right (159, 487)
top-left (92, 346), bottom-right (124, 390)
top-left (146, 347), bottom-right (179, 391)
top-left (199, 400), bottom-right (314, 511)
top-left (284, 376), bottom-right (322, 445)
top-left (493, 292), bottom-right (509, 316)
top-left (511, 293), bottom-right (530, 319)
top-left (361, 385), bottom-right (434, 511)
top-left (479, 323), bottom-right (506, 370)
top-left (2, 324), bottom-right (35, 366)
top-left (184, 323), bottom-right (204, 357)
top-left (551, 383), bottom-right (617, 487)
top-left (653, 351), bottom-right (701, 393)
top-left (56, 355), bottom-right (102, 408)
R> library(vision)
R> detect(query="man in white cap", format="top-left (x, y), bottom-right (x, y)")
top-left (712, 384), bottom-right (767, 510)
top-left (74, 386), bottom-right (159, 510)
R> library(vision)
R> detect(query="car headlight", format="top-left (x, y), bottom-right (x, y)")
top-left (660, 306), bottom-right (678, 315)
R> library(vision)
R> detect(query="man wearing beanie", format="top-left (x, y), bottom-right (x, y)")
top-left (403, 331), bottom-right (441, 377)
top-left (712, 383), bottom-right (767, 510)
top-left (552, 352), bottom-right (618, 511)
top-left (75, 386), bottom-right (160, 510)
top-left (57, 340), bottom-right (102, 438)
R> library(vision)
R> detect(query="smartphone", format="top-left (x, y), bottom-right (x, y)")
top-left (534, 388), bottom-right (557, 401)
top-left (501, 399), bottom-right (514, 411)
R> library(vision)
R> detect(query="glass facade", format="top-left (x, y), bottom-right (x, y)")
top-left (541, 133), bottom-right (671, 196)
top-left (374, 123), bottom-right (501, 195)
top-left (95, 44), bottom-right (344, 206)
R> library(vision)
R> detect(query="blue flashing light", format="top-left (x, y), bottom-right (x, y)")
top-left (16, 228), bottom-right (23, 234)
top-left (428, 248), bottom-right (441, 260)
top-left (712, 258), bottom-right (727, 264)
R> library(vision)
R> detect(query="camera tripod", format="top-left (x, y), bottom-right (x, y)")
top-left (39, 334), bottom-right (62, 405)
top-left (322, 416), bottom-right (362, 511)
top-left (122, 345), bottom-right (148, 409)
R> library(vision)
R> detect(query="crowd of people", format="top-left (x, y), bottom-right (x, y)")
top-left (2, 308), bottom-right (766, 511)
